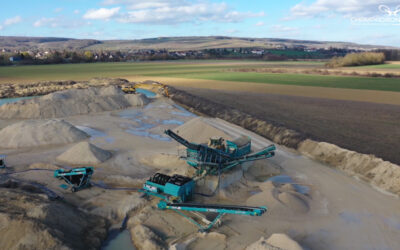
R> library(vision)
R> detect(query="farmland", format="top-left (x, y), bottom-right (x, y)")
top-left (1, 60), bottom-right (400, 92)
top-left (1, 60), bottom-right (400, 164)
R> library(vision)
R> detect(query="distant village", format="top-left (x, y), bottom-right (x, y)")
top-left (1, 46), bottom-right (399, 66)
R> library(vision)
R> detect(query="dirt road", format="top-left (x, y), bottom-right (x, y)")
top-left (206, 117), bottom-right (400, 250)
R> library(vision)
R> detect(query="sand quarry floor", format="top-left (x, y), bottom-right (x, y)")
top-left (1, 91), bottom-right (400, 250)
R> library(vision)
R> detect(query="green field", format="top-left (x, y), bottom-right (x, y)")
top-left (355, 63), bottom-right (400, 69)
top-left (0, 61), bottom-right (399, 92)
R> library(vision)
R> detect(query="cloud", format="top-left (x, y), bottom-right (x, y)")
top-left (288, 0), bottom-right (400, 19)
top-left (74, 10), bottom-right (80, 14)
top-left (255, 21), bottom-right (265, 26)
top-left (54, 8), bottom-right (63, 13)
top-left (34, 18), bottom-right (57, 28)
top-left (83, 7), bottom-right (121, 20)
top-left (33, 17), bottom-right (88, 29)
top-left (4, 16), bottom-right (22, 26)
top-left (0, 25), bottom-right (3, 31)
top-left (102, 0), bottom-right (264, 24)
top-left (270, 25), bottom-right (300, 35)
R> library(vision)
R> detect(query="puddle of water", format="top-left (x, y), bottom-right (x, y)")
top-left (136, 88), bottom-right (156, 98)
top-left (267, 175), bottom-right (310, 195)
top-left (384, 218), bottom-right (400, 231)
top-left (339, 211), bottom-right (362, 224)
top-left (249, 190), bottom-right (261, 195)
top-left (125, 129), bottom-right (171, 141)
top-left (102, 229), bottom-right (135, 250)
top-left (162, 119), bottom-right (184, 125)
top-left (0, 96), bottom-right (36, 106)
top-left (105, 137), bottom-right (116, 144)
top-left (172, 104), bottom-right (196, 117)
top-left (171, 111), bottom-right (196, 117)
top-left (76, 126), bottom-right (107, 138)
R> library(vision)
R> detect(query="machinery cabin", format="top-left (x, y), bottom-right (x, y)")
top-left (142, 173), bottom-right (195, 203)
top-left (0, 155), bottom-right (6, 168)
top-left (121, 84), bottom-right (136, 94)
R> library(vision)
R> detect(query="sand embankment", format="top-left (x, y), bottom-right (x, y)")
top-left (166, 86), bottom-right (400, 196)
top-left (0, 119), bottom-right (89, 148)
top-left (0, 179), bottom-right (107, 250)
top-left (299, 140), bottom-right (400, 195)
top-left (0, 86), bottom-right (149, 119)
top-left (0, 78), bottom-right (130, 98)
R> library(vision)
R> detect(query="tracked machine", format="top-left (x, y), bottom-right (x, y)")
top-left (138, 130), bottom-right (276, 231)
top-left (140, 172), bottom-right (267, 231)
top-left (54, 167), bottom-right (94, 192)
top-left (164, 129), bottom-right (276, 177)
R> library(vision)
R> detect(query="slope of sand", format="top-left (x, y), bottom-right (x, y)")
top-left (173, 117), bottom-right (231, 144)
top-left (246, 181), bottom-right (310, 215)
top-left (299, 139), bottom-right (400, 195)
top-left (0, 119), bottom-right (88, 148)
top-left (56, 142), bottom-right (112, 165)
top-left (0, 86), bottom-right (149, 119)
top-left (0, 179), bottom-right (107, 250)
top-left (2, 90), bottom-right (400, 250)
top-left (246, 234), bottom-right (303, 250)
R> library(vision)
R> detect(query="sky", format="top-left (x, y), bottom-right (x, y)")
top-left (0, 0), bottom-right (400, 46)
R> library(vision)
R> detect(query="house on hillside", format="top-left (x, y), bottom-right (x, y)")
top-left (251, 50), bottom-right (264, 55)
top-left (9, 56), bottom-right (21, 62)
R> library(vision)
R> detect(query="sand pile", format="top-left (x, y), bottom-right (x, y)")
top-left (56, 142), bottom-right (112, 165)
top-left (246, 181), bottom-right (310, 214)
top-left (130, 224), bottom-right (166, 250)
top-left (173, 117), bottom-right (231, 144)
top-left (0, 119), bottom-right (89, 148)
top-left (0, 180), bottom-right (107, 250)
top-left (29, 162), bottom-right (61, 170)
top-left (109, 152), bottom-right (154, 177)
top-left (246, 234), bottom-right (303, 250)
top-left (299, 139), bottom-right (400, 195)
top-left (185, 232), bottom-right (227, 250)
top-left (0, 86), bottom-right (150, 119)
top-left (82, 192), bottom-right (145, 221)
top-left (140, 153), bottom-right (188, 176)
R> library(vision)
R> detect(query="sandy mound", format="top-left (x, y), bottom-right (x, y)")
top-left (103, 175), bottom-right (144, 188)
top-left (0, 119), bottom-right (89, 148)
top-left (246, 160), bottom-right (282, 181)
top-left (246, 234), bottom-right (303, 250)
top-left (130, 224), bottom-right (165, 250)
top-left (299, 139), bottom-right (400, 195)
top-left (0, 180), bottom-right (107, 250)
top-left (83, 192), bottom-right (145, 221)
top-left (56, 142), bottom-right (111, 165)
top-left (140, 153), bottom-right (188, 176)
top-left (185, 232), bottom-right (227, 250)
top-left (173, 117), bottom-right (231, 144)
top-left (109, 152), bottom-right (154, 177)
top-left (0, 86), bottom-right (150, 119)
top-left (29, 162), bottom-right (60, 170)
top-left (246, 181), bottom-right (309, 214)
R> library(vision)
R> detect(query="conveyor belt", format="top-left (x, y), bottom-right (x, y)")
top-left (164, 129), bottom-right (200, 150)
top-left (164, 202), bottom-right (267, 216)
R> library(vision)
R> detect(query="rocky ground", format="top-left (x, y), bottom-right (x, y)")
top-left (0, 80), bottom-right (399, 250)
